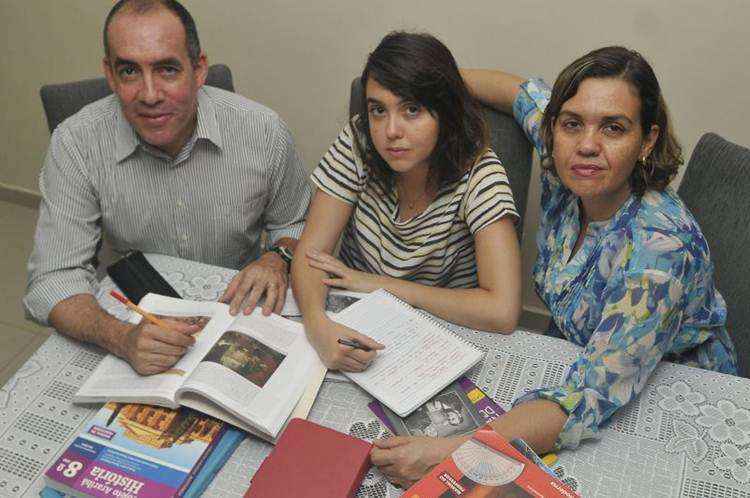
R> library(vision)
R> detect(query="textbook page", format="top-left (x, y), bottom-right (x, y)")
top-left (179, 358), bottom-right (327, 442)
top-left (178, 309), bottom-right (325, 439)
top-left (74, 294), bottom-right (234, 405)
top-left (332, 289), bottom-right (483, 417)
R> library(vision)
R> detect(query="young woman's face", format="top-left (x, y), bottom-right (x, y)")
top-left (365, 78), bottom-right (439, 176)
top-left (552, 77), bottom-right (658, 218)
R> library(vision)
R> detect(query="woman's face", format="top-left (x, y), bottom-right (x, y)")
top-left (552, 77), bottom-right (658, 219)
top-left (365, 78), bottom-right (439, 176)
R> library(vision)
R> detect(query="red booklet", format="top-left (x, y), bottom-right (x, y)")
top-left (404, 427), bottom-right (577, 497)
top-left (244, 418), bottom-right (372, 498)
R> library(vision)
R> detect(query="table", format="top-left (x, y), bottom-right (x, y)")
top-left (1, 254), bottom-right (749, 497)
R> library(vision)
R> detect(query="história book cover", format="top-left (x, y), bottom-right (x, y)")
top-left (44, 402), bottom-right (226, 498)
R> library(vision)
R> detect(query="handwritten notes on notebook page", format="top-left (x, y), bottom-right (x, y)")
top-left (332, 289), bottom-right (483, 417)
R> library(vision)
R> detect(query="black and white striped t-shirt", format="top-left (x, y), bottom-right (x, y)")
top-left (311, 123), bottom-right (518, 288)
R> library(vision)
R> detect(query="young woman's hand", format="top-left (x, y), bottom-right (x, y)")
top-left (306, 248), bottom-right (383, 293)
top-left (304, 314), bottom-right (384, 371)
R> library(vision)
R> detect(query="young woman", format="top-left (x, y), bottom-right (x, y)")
top-left (291, 32), bottom-right (522, 372)
top-left (370, 46), bottom-right (738, 488)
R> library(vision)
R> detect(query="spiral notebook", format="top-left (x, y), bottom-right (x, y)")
top-left (332, 289), bottom-right (483, 417)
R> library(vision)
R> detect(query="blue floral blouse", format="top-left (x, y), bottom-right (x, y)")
top-left (512, 79), bottom-right (739, 450)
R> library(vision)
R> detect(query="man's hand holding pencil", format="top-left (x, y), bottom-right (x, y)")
top-left (110, 291), bottom-right (201, 376)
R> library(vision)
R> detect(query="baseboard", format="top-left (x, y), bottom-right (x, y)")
top-left (522, 303), bottom-right (550, 317)
top-left (0, 182), bottom-right (41, 209)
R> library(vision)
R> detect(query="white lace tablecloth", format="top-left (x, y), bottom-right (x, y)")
top-left (1, 254), bottom-right (749, 497)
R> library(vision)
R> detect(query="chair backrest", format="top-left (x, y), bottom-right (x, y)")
top-left (39, 64), bottom-right (234, 133)
top-left (348, 78), bottom-right (533, 237)
top-left (678, 133), bottom-right (750, 378)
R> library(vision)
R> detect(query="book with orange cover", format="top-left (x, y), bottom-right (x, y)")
top-left (404, 427), bottom-right (577, 498)
top-left (244, 418), bottom-right (372, 498)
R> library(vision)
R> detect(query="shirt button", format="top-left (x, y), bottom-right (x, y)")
top-left (182, 234), bottom-right (188, 241)
top-left (177, 201), bottom-right (183, 208)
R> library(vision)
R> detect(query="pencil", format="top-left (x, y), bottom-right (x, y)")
top-left (110, 290), bottom-right (173, 330)
top-left (337, 337), bottom-right (372, 352)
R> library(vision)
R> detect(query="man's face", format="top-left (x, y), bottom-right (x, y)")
top-left (103, 8), bottom-right (207, 157)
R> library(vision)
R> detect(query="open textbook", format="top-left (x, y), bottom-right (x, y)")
top-left (333, 289), bottom-right (484, 417)
top-left (74, 294), bottom-right (326, 443)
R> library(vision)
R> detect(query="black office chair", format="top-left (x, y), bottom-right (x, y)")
top-left (678, 133), bottom-right (750, 378)
top-left (348, 78), bottom-right (533, 238)
top-left (39, 63), bottom-right (234, 133)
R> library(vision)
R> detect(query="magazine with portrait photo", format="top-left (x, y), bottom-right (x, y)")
top-left (370, 376), bottom-right (504, 438)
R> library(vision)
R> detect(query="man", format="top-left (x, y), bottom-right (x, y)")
top-left (24, 0), bottom-right (311, 375)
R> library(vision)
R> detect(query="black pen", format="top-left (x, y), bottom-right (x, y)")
top-left (337, 338), bottom-right (372, 352)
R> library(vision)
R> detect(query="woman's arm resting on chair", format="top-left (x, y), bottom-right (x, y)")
top-left (460, 69), bottom-right (525, 114)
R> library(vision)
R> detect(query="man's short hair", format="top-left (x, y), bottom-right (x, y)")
top-left (103, 0), bottom-right (201, 66)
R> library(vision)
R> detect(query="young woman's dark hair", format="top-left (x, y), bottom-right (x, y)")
top-left (354, 31), bottom-right (488, 190)
top-left (540, 46), bottom-right (683, 196)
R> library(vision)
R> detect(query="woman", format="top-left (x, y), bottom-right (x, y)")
top-left (291, 31), bottom-right (522, 372)
top-left (370, 46), bottom-right (738, 488)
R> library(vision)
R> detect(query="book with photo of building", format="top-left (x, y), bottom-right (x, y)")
top-left (44, 402), bottom-right (227, 498)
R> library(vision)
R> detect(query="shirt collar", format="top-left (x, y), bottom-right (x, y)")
top-left (194, 88), bottom-right (223, 150)
top-left (114, 87), bottom-right (223, 163)
top-left (114, 102), bottom-right (139, 163)
top-left (582, 193), bottom-right (640, 238)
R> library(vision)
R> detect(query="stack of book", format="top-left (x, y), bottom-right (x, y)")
top-left (44, 402), bottom-right (244, 498)
top-left (48, 288), bottom-right (545, 497)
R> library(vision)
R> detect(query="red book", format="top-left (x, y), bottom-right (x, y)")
top-left (244, 418), bottom-right (372, 498)
top-left (404, 427), bottom-right (577, 497)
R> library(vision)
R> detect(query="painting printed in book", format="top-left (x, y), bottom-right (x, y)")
top-left (202, 331), bottom-right (286, 388)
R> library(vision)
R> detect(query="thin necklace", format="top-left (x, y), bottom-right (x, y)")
top-left (397, 184), bottom-right (430, 210)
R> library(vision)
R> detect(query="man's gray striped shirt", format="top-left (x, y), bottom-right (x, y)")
top-left (25, 86), bottom-right (311, 324)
